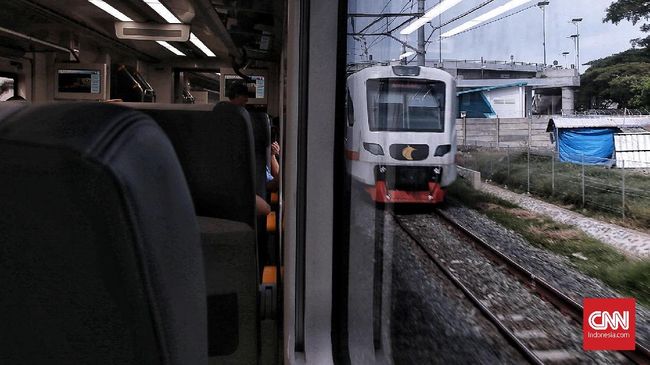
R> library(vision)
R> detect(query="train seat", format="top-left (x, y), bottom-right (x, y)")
top-left (128, 103), bottom-right (259, 363)
top-left (0, 103), bottom-right (207, 364)
top-left (130, 104), bottom-right (256, 226)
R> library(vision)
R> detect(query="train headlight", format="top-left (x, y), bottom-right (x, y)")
top-left (434, 144), bottom-right (452, 157)
top-left (431, 167), bottom-right (443, 182)
top-left (363, 142), bottom-right (385, 156)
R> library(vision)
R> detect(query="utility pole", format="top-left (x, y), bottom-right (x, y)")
top-left (439, 0), bottom-right (443, 64)
top-left (537, 1), bottom-right (549, 66)
top-left (572, 18), bottom-right (582, 72)
top-left (417, 0), bottom-right (426, 66)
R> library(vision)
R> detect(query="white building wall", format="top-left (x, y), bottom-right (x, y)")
top-left (484, 86), bottom-right (526, 118)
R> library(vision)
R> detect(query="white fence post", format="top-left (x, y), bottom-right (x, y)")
top-left (527, 147), bottom-right (530, 193)
top-left (622, 159), bottom-right (626, 218)
top-left (581, 154), bottom-right (585, 209)
top-left (551, 150), bottom-right (555, 196)
top-left (507, 146), bottom-right (511, 179)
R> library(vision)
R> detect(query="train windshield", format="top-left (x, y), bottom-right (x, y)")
top-left (367, 78), bottom-right (445, 132)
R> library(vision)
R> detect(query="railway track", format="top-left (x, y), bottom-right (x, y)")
top-left (394, 209), bottom-right (650, 365)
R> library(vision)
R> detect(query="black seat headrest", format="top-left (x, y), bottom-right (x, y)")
top-left (0, 103), bottom-right (206, 364)
top-left (136, 104), bottom-right (256, 227)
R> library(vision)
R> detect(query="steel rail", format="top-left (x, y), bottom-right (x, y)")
top-left (432, 208), bottom-right (650, 365)
top-left (393, 214), bottom-right (544, 365)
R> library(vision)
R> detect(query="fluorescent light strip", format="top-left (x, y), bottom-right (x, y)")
top-left (442, 0), bottom-right (533, 38)
top-left (143, 0), bottom-right (216, 57)
top-left (88, 0), bottom-right (185, 56)
top-left (157, 41), bottom-right (186, 56)
top-left (401, 0), bottom-right (464, 35)
top-left (143, 0), bottom-right (181, 23)
top-left (88, 0), bottom-right (133, 21)
top-left (189, 34), bottom-right (216, 57)
top-left (399, 51), bottom-right (416, 59)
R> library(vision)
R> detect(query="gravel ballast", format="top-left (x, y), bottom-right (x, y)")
top-left (439, 202), bottom-right (649, 350)
top-left (396, 212), bottom-right (629, 364)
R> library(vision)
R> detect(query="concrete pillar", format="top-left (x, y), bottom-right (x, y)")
top-left (562, 87), bottom-right (575, 115)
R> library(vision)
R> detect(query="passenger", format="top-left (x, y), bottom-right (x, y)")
top-left (256, 195), bottom-right (271, 216)
top-left (226, 82), bottom-right (249, 107)
top-left (266, 141), bottom-right (280, 192)
top-left (226, 82), bottom-right (269, 216)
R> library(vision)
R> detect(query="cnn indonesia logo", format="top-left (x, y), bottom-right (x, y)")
top-left (583, 298), bottom-right (636, 351)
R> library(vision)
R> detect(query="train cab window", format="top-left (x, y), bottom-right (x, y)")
top-left (366, 78), bottom-right (445, 132)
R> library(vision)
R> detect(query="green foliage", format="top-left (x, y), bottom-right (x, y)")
top-left (461, 150), bottom-right (650, 230)
top-left (448, 180), bottom-right (650, 306)
top-left (579, 61), bottom-right (650, 109)
top-left (587, 48), bottom-right (650, 68)
top-left (577, 2), bottom-right (650, 109)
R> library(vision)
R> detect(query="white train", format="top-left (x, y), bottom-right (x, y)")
top-left (345, 65), bottom-right (457, 203)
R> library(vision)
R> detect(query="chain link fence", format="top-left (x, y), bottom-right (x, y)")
top-left (458, 144), bottom-right (650, 226)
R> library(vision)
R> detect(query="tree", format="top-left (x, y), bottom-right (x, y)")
top-left (577, 1), bottom-right (650, 110)
top-left (578, 55), bottom-right (650, 109)
top-left (605, 0), bottom-right (650, 47)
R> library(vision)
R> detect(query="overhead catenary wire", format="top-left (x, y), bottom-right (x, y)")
top-left (364, 0), bottom-right (415, 56)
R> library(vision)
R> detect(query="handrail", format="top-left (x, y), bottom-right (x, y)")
top-left (0, 25), bottom-right (79, 62)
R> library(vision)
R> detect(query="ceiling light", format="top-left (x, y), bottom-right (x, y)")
top-left (88, 0), bottom-right (133, 22)
top-left (442, 0), bottom-right (533, 38)
top-left (156, 41), bottom-right (186, 56)
top-left (89, 0), bottom-right (185, 56)
top-left (189, 33), bottom-right (216, 57)
top-left (399, 51), bottom-right (416, 59)
top-left (143, 0), bottom-right (216, 57)
top-left (143, 0), bottom-right (181, 23)
top-left (401, 0), bottom-right (464, 35)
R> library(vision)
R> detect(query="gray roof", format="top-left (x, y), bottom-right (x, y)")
top-left (547, 116), bottom-right (650, 131)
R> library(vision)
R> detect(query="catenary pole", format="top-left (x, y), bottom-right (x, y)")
top-left (417, 0), bottom-right (426, 66)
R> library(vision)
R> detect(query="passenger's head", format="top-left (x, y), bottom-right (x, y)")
top-left (227, 82), bottom-right (250, 107)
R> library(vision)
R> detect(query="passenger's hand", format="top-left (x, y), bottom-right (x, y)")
top-left (271, 141), bottom-right (280, 156)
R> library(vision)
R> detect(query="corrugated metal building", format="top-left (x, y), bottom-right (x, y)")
top-left (547, 116), bottom-right (650, 168)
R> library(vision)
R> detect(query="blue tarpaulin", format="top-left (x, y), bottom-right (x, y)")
top-left (557, 128), bottom-right (616, 165)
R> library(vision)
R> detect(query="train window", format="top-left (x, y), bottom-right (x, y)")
top-left (339, 2), bottom-right (458, 363)
top-left (339, 1), bottom-right (650, 364)
top-left (346, 88), bottom-right (355, 126)
top-left (366, 79), bottom-right (445, 132)
top-left (0, 73), bottom-right (16, 101)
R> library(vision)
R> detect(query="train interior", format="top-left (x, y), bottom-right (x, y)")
top-left (0, 0), bottom-right (308, 364)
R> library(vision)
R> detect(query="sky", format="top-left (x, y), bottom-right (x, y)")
top-left (348, 0), bottom-right (644, 70)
